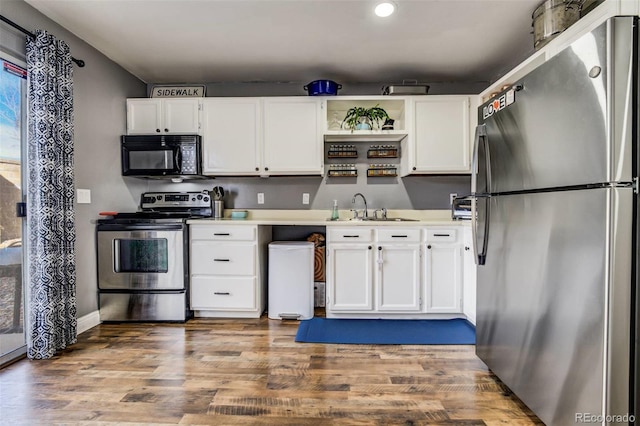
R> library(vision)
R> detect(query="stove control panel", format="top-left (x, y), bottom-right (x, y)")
top-left (141, 191), bottom-right (211, 210)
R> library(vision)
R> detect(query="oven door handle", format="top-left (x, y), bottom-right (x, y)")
top-left (113, 239), bottom-right (121, 272)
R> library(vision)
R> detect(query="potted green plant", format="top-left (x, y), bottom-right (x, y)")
top-left (342, 105), bottom-right (390, 131)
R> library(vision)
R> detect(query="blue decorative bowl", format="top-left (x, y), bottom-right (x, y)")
top-left (304, 80), bottom-right (342, 96)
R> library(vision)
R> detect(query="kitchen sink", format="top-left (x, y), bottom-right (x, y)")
top-left (370, 217), bottom-right (419, 222)
top-left (327, 217), bottom-right (419, 222)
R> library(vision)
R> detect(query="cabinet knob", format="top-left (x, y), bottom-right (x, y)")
top-left (164, 128), bottom-right (169, 132)
top-left (378, 246), bottom-right (382, 251)
top-left (265, 167), bottom-right (269, 171)
top-left (255, 167), bottom-right (259, 171)
top-left (156, 129), bottom-right (161, 133)
top-left (368, 246), bottom-right (372, 250)
top-left (427, 245), bottom-right (432, 249)
top-left (412, 167), bottom-right (416, 171)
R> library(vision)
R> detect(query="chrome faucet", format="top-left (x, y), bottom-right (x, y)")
top-left (352, 193), bottom-right (368, 219)
top-left (374, 207), bottom-right (387, 220)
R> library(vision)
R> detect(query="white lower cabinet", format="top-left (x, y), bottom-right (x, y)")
top-left (326, 227), bottom-right (423, 318)
top-left (424, 228), bottom-right (463, 313)
top-left (462, 226), bottom-right (477, 324)
top-left (327, 242), bottom-right (374, 311)
top-left (376, 244), bottom-right (421, 312)
top-left (189, 224), bottom-right (270, 318)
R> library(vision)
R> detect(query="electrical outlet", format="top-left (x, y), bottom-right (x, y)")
top-left (77, 189), bottom-right (91, 204)
top-left (257, 193), bottom-right (265, 204)
top-left (302, 193), bottom-right (310, 205)
top-left (449, 193), bottom-right (458, 206)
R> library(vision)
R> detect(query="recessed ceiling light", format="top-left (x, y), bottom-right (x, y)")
top-left (374, 2), bottom-right (396, 17)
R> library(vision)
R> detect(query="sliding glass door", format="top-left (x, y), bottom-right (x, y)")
top-left (0, 53), bottom-right (26, 364)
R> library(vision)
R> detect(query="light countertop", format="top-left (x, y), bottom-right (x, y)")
top-left (187, 209), bottom-right (470, 226)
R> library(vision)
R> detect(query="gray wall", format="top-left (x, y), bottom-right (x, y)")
top-left (141, 174), bottom-right (471, 212)
top-left (148, 81), bottom-right (488, 97)
top-left (1, 0), bottom-right (147, 318)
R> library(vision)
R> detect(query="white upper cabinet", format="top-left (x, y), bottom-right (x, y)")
top-left (200, 97), bottom-right (322, 176)
top-left (262, 97), bottom-right (323, 175)
top-left (126, 98), bottom-right (200, 135)
top-left (200, 98), bottom-right (261, 175)
top-left (411, 95), bottom-right (471, 173)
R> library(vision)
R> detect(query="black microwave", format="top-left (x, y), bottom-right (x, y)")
top-left (121, 135), bottom-right (204, 179)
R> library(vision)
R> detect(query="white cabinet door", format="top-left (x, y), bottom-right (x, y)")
top-left (412, 96), bottom-right (470, 173)
top-left (127, 99), bottom-right (162, 134)
top-left (424, 243), bottom-right (462, 313)
top-left (162, 98), bottom-right (200, 134)
top-left (462, 226), bottom-right (477, 324)
top-left (376, 244), bottom-right (421, 312)
top-left (127, 98), bottom-right (200, 134)
top-left (262, 97), bottom-right (322, 175)
top-left (327, 244), bottom-right (374, 311)
top-left (201, 98), bottom-right (261, 175)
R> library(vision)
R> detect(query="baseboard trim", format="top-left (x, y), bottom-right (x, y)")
top-left (77, 310), bottom-right (101, 335)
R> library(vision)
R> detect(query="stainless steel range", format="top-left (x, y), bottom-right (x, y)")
top-left (96, 191), bottom-right (211, 322)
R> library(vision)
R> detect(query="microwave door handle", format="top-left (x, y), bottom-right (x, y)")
top-left (174, 147), bottom-right (182, 174)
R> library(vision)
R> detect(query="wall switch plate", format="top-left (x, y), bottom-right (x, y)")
top-left (257, 193), bottom-right (265, 204)
top-left (77, 189), bottom-right (91, 204)
top-left (449, 193), bottom-right (458, 206)
top-left (302, 193), bottom-right (310, 205)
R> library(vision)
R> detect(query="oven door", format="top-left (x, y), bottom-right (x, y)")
top-left (97, 224), bottom-right (186, 291)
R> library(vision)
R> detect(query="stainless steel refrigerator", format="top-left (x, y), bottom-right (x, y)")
top-left (473, 16), bottom-right (638, 426)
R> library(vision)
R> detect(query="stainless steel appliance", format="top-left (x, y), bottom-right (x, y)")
top-left (121, 134), bottom-right (206, 179)
top-left (472, 17), bottom-right (638, 425)
top-left (96, 191), bottom-right (212, 322)
top-left (451, 195), bottom-right (471, 220)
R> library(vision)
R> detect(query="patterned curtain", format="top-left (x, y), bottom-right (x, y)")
top-left (25, 30), bottom-right (77, 360)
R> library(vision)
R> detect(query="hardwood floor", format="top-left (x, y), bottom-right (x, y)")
top-left (0, 316), bottom-right (543, 425)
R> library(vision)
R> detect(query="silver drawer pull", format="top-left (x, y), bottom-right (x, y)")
top-left (433, 233), bottom-right (450, 237)
top-left (343, 235), bottom-right (360, 238)
top-left (391, 235), bottom-right (408, 238)
top-left (214, 292), bottom-right (230, 295)
top-left (214, 258), bottom-right (230, 262)
top-left (213, 233), bottom-right (230, 236)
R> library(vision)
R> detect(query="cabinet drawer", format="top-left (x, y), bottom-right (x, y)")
top-left (377, 228), bottom-right (421, 243)
top-left (190, 225), bottom-right (256, 241)
top-left (425, 228), bottom-right (458, 243)
top-left (328, 228), bottom-right (373, 242)
top-left (191, 241), bottom-right (256, 275)
top-left (191, 276), bottom-right (256, 310)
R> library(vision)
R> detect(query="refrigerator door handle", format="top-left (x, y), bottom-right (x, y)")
top-left (478, 196), bottom-right (490, 266)
top-left (471, 125), bottom-right (490, 265)
top-left (471, 125), bottom-right (485, 195)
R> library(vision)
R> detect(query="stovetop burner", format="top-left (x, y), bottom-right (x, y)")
top-left (97, 191), bottom-right (213, 224)
top-left (111, 212), bottom-right (195, 219)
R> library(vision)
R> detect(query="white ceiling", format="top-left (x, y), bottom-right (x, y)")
top-left (24, 0), bottom-right (542, 87)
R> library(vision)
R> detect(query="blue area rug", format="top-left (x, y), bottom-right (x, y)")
top-left (295, 317), bottom-right (475, 345)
